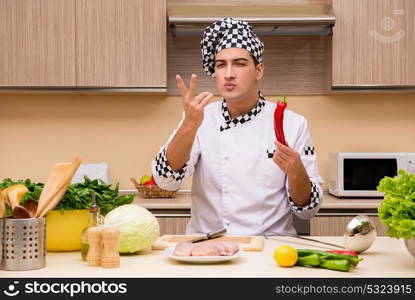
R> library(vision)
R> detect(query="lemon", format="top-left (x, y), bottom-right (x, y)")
top-left (273, 245), bottom-right (298, 267)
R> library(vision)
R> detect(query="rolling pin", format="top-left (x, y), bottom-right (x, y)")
top-left (101, 228), bottom-right (120, 268)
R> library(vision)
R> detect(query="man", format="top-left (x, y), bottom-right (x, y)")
top-left (151, 17), bottom-right (323, 236)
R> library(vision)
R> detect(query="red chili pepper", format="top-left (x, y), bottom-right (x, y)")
top-left (274, 95), bottom-right (287, 146)
top-left (326, 250), bottom-right (359, 256)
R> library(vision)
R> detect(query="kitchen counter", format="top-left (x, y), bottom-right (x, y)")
top-left (4, 236), bottom-right (414, 278)
top-left (133, 192), bottom-right (382, 210)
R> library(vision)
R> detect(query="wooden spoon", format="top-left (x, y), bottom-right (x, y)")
top-left (36, 157), bottom-right (81, 218)
top-left (8, 189), bottom-right (20, 211)
top-left (37, 176), bottom-right (72, 218)
top-left (36, 163), bottom-right (73, 217)
top-left (12, 205), bottom-right (32, 219)
top-left (23, 199), bottom-right (38, 218)
top-left (0, 192), bottom-right (5, 218)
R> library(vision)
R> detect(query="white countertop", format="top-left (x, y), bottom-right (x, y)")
top-left (3, 236), bottom-right (414, 278)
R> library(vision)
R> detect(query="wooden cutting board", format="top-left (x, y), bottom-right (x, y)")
top-left (152, 235), bottom-right (264, 251)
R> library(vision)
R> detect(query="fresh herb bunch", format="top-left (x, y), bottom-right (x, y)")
top-left (55, 176), bottom-right (134, 215)
top-left (0, 176), bottom-right (134, 216)
top-left (377, 169), bottom-right (415, 239)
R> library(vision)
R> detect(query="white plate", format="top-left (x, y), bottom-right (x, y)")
top-left (164, 247), bottom-right (244, 263)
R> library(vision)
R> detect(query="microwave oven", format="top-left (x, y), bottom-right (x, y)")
top-left (329, 152), bottom-right (415, 198)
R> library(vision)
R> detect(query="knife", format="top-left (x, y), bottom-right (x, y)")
top-left (190, 228), bottom-right (227, 243)
top-left (263, 232), bottom-right (345, 249)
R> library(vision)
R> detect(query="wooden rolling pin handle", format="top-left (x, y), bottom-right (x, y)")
top-left (86, 227), bottom-right (102, 267)
top-left (101, 228), bottom-right (120, 268)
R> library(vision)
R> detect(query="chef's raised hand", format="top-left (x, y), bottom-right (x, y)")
top-left (176, 74), bottom-right (213, 129)
top-left (273, 141), bottom-right (306, 175)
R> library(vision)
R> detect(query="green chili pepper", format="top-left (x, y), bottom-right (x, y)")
top-left (296, 254), bottom-right (320, 266)
top-left (296, 249), bottom-right (363, 266)
top-left (296, 249), bottom-right (318, 257)
top-left (319, 258), bottom-right (353, 272)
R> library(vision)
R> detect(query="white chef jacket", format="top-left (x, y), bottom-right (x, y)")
top-left (151, 93), bottom-right (324, 236)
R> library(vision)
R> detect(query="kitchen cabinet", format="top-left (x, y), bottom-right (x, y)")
top-left (168, 35), bottom-right (331, 96)
top-left (152, 211), bottom-right (310, 235)
top-left (155, 214), bottom-right (387, 236)
top-left (0, 0), bottom-right (166, 89)
top-left (155, 215), bottom-right (190, 235)
top-left (310, 214), bottom-right (387, 236)
top-left (136, 194), bottom-right (387, 236)
top-left (76, 0), bottom-right (166, 88)
top-left (332, 0), bottom-right (415, 88)
top-left (0, 0), bottom-right (76, 86)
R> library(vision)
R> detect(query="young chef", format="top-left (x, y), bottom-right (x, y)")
top-left (151, 17), bottom-right (324, 236)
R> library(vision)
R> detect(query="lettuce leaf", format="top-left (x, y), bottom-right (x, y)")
top-left (377, 169), bottom-right (415, 239)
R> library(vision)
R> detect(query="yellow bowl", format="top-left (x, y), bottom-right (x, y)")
top-left (46, 209), bottom-right (90, 252)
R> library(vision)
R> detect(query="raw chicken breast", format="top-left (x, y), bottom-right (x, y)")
top-left (191, 242), bottom-right (221, 256)
top-left (173, 242), bottom-right (194, 256)
top-left (173, 240), bottom-right (239, 256)
top-left (214, 241), bottom-right (239, 256)
top-left (192, 241), bottom-right (239, 256)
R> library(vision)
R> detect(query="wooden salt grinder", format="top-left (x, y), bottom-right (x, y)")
top-left (101, 228), bottom-right (120, 268)
top-left (86, 227), bottom-right (102, 266)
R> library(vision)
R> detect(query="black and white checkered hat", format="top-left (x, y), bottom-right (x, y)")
top-left (201, 17), bottom-right (264, 77)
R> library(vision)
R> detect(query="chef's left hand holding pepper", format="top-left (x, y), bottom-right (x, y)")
top-left (273, 141), bottom-right (302, 174)
top-left (273, 140), bottom-right (312, 207)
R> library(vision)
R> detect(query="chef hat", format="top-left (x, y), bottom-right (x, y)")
top-left (201, 17), bottom-right (264, 77)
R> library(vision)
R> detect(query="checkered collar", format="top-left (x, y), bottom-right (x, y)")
top-left (219, 91), bottom-right (266, 132)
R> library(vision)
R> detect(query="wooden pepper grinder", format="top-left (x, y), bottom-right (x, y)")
top-left (101, 227), bottom-right (120, 268)
top-left (86, 227), bottom-right (102, 266)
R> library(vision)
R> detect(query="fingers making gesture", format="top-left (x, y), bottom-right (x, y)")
top-left (176, 74), bottom-right (213, 129)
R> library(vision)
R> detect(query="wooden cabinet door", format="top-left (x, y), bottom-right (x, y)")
top-left (0, 0), bottom-right (76, 86)
top-left (310, 215), bottom-right (387, 236)
top-left (156, 216), bottom-right (190, 235)
top-left (76, 0), bottom-right (167, 88)
top-left (332, 0), bottom-right (415, 87)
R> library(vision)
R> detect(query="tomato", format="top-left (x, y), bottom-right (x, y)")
top-left (143, 176), bottom-right (157, 186)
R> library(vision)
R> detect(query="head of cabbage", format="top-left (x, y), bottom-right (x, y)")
top-left (104, 204), bottom-right (160, 253)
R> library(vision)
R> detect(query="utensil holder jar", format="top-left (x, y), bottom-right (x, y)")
top-left (1, 217), bottom-right (46, 271)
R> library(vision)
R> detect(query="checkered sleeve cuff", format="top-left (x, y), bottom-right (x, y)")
top-left (154, 147), bottom-right (187, 182)
top-left (289, 181), bottom-right (320, 212)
